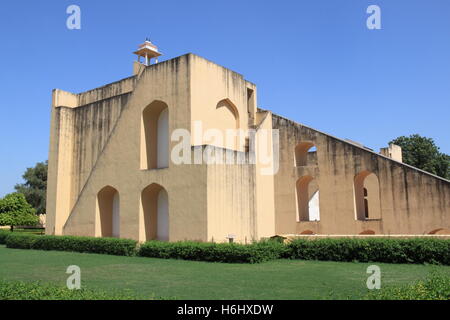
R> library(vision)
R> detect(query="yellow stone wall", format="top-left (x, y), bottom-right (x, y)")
top-left (46, 53), bottom-right (450, 242)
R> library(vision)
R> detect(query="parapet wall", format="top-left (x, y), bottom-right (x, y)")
top-left (76, 76), bottom-right (136, 106)
top-left (70, 93), bottom-right (132, 206)
top-left (273, 113), bottom-right (450, 235)
top-left (47, 78), bottom-right (136, 235)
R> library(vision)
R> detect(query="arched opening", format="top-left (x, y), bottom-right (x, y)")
top-left (428, 228), bottom-right (450, 235)
top-left (96, 186), bottom-right (120, 238)
top-left (216, 99), bottom-right (240, 150)
top-left (363, 188), bottom-right (369, 219)
top-left (141, 100), bottom-right (169, 170)
top-left (295, 142), bottom-right (317, 166)
top-left (140, 183), bottom-right (169, 241)
top-left (300, 230), bottom-right (315, 235)
top-left (216, 99), bottom-right (239, 129)
top-left (296, 176), bottom-right (320, 222)
top-left (359, 230), bottom-right (375, 235)
top-left (354, 171), bottom-right (381, 220)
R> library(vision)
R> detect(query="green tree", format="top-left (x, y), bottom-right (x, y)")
top-left (14, 161), bottom-right (47, 215)
top-left (390, 134), bottom-right (450, 180)
top-left (435, 153), bottom-right (450, 180)
top-left (0, 193), bottom-right (39, 231)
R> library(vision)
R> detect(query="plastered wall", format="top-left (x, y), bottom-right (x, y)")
top-left (47, 53), bottom-right (449, 242)
top-left (273, 114), bottom-right (450, 235)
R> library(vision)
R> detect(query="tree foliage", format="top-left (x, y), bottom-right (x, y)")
top-left (0, 193), bottom-right (39, 231)
top-left (390, 134), bottom-right (450, 180)
top-left (14, 161), bottom-right (47, 215)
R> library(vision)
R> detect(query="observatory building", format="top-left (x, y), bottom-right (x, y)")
top-left (46, 40), bottom-right (450, 242)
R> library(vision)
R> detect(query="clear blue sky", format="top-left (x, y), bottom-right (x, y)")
top-left (1, 0), bottom-right (449, 197)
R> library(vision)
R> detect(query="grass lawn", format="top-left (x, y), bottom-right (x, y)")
top-left (0, 245), bottom-right (448, 300)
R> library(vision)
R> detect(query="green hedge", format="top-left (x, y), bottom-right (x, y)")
top-left (5, 233), bottom-right (137, 256)
top-left (364, 271), bottom-right (450, 300)
top-left (3, 232), bottom-right (449, 265)
top-left (286, 238), bottom-right (450, 265)
top-left (0, 230), bottom-right (10, 244)
top-left (138, 240), bottom-right (287, 263)
top-left (0, 281), bottom-right (141, 300)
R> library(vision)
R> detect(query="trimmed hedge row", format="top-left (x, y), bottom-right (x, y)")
top-left (138, 240), bottom-right (287, 263)
top-left (287, 238), bottom-right (450, 265)
top-left (5, 233), bottom-right (137, 256)
top-left (2, 231), bottom-right (449, 265)
top-left (138, 238), bottom-right (450, 265)
top-left (0, 281), bottom-right (141, 300)
top-left (0, 230), bottom-right (9, 244)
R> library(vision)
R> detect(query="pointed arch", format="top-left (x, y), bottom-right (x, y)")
top-left (296, 176), bottom-right (320, 222)
top-left (294, 142), bottom-right (317, 166)
top-left (140, 183), bottom-right (169, 241)
top-left (428, 228), bottom-right (450, 235)
top-left (216, 98), bottom-right (240, 129)
top-left (359, 230), bottom-right (375, 235)
top-left (95, 185), bottom-right (120, 237)
top-left (354, 171), bottom-right (381, 220)
top-left (214, 98), bottom-right (241, 150)
top-left (141, 100), bottom-right (169, 170)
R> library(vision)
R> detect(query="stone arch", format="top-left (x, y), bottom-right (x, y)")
top-left (295, 142), bottom-right (317, 166)
top-left (141, 100), bottom-right (169, 170)
top-left (215, 99), bottom-right (240, 150)
top-left (95, 186), bottom-right (120, 238)
top-left (428, 228), bottom-right (450, 235)
top-left (354, 171), bottom-right (381, 220)
top-left (140, 183), bottom-right (169, 241)
top-left (359, 230), bottom-right (375, 235)
top-left (216, 98), bottom-right (240, 129)
top-left (296, 176), bottom-right (320, 222)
